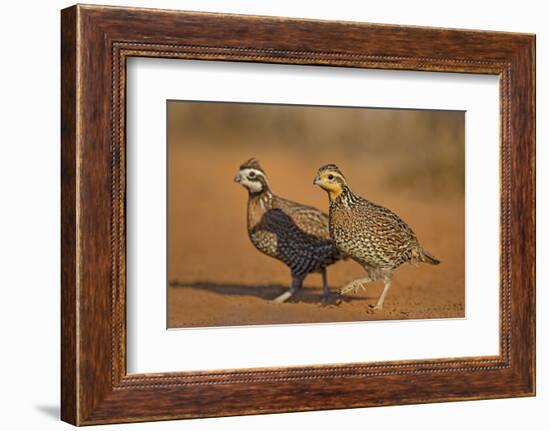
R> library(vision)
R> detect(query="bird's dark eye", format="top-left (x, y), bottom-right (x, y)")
top-left (248, 171), bottom-right (256, 179)
top-left (328, 174), bottom-right (334, 180)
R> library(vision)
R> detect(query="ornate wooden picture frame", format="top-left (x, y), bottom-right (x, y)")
top-left (61, 4), bottom-right (535, 425)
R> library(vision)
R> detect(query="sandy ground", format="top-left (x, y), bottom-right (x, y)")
top-left (167, 147), bottom-right (465, 328)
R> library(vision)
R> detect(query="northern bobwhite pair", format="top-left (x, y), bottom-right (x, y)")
top-left (235, 158), bottom-right (439, 310)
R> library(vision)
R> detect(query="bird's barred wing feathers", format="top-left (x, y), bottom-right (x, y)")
top-left (356, 200), bottom-right (419, 265)
top-left (274, 197), bottom-right (330, 238)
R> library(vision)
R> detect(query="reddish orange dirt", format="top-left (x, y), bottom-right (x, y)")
top-left (167, 148), bottom-right (465, 328)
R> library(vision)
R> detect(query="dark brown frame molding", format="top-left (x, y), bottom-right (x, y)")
top-left (61, 4), bottom-right (535, 425)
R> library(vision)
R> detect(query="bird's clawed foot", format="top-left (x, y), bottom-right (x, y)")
top-left (273, 278), bottom-right (302, 303)
top-left (365, 304), bottom-right (382, 314)
top-left (366, 303), bottom-right (383, 313)
top-left (340, 280), bottom-right (362, 295)
top-left (340, 277), bottom-right (372, 295)
top-left (319, 293), bottom-right (343, 307)
top-left (272, 290), bottom-right (295, 303)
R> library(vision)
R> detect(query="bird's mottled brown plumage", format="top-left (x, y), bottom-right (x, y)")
top-left (235, 159), bottom-right (342, 303)
top-left (314, 164), bottom-right (440, 310)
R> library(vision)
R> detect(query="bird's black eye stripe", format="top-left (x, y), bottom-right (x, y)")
top-left (328, 174), bottom-right (334, 180)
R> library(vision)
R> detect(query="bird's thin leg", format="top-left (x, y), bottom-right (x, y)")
top-left (372, 277), bottom-right (392, 311)
top-left (273, 276), bottom-right (303, 303)
top-left (321, 268), bottom-right (330, 304)
top-left (340, 276), bottom-right (373, 295)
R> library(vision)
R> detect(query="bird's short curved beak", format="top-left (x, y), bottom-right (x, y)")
top-left (313, 175), bottom-right (321, 185)
top-left (234, 173), bottom-right (242, 183)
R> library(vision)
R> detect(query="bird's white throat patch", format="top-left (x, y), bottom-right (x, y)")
top-left (239, 168), bottom-right (269, 193)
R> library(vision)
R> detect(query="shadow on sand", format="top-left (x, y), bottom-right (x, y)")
top-left (169, 280), bottom-right (371, 305)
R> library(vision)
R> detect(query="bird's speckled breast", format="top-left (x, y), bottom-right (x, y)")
top-left (247, 193), bottom-right (279, 257)
top-left (329, 204), bottom-right (368, 262)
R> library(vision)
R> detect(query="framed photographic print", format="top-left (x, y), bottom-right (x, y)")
top-left (61, 4), bottom-right (535, 425)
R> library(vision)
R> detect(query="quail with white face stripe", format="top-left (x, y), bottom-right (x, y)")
top-left (235, 158), bottom-right (343, 303)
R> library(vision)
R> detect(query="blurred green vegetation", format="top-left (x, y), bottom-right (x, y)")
top-left (168, 101), bottom-right (464, 196)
